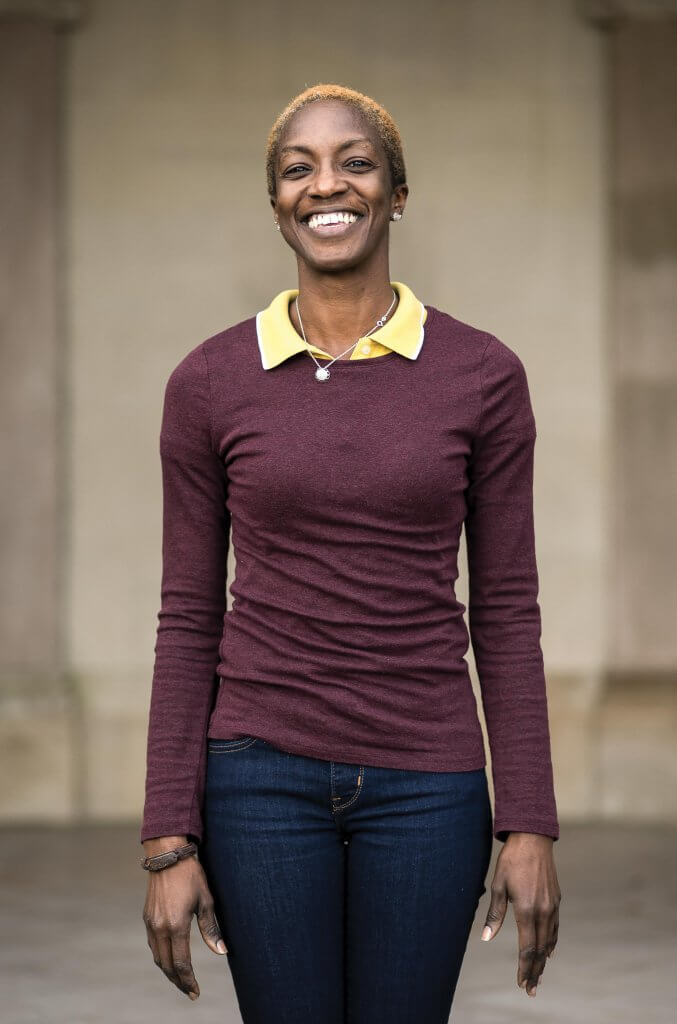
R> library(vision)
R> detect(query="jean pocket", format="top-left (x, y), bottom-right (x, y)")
top-left (207, 735), bottom-right (259, 753)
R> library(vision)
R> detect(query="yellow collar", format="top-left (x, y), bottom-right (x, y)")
top-left (255, 280), bottom-right (427, 370)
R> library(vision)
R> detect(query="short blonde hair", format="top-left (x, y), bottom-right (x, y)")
top-left (265, 82), bottom-right (406, 199)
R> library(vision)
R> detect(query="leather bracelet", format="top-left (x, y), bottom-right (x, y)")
top-left (141, 841), bottom-right (198, 872)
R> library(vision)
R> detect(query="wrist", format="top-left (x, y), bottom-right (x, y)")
top-left (142, 834), bottom-right (190, 855)
top-left (505, 831), bottom-right (554, 845)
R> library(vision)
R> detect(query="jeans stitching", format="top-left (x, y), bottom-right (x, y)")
top-left (330, 765), bottom-right (366, 814)
top-left (207, 737), bottom-right (259, 753)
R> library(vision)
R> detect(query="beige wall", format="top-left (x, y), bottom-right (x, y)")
top-left (1, 0), bottom-right (674, 829)
top-left (602, 17), bottom-right (677, 817)
top-left (0, 12), bottom-right (75, 822)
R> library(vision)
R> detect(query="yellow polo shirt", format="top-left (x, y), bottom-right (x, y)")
top-left (255, 280), bottom-right (428, 369)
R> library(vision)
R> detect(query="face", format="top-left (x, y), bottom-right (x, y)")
top-left (270, 99), bottom-right (408, 273)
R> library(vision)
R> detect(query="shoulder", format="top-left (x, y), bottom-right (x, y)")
top-left (428, 306), bottom-right (534, 433)
top-left (164, 315), bottom-right (256, 390)
top-left (202, 315), bottom-right (257, 370)
top-left (426, 305), bottom-right (527, 378)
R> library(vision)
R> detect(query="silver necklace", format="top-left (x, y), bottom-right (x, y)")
top-left (294, 289), bottom-right (398, 381)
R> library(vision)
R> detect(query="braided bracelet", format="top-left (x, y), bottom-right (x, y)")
top-left (141, 841), bottom-right (198, 872)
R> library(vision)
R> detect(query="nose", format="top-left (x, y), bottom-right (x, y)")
top-left (309, 159), bottom-right (349, 198)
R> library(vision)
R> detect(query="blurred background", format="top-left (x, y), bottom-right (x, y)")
top-left (1, 1), bottom-right (675, 1022)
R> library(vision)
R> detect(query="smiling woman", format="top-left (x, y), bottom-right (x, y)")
top-left (140, 81), bottom-right (562, 1024)
top-left (264, 83), bottom-right (407, 199)
top-left (260, 84), bottom-right (412, 357)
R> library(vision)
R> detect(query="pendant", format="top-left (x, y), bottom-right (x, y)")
top-left (315, 366), bottom-right (330, 381)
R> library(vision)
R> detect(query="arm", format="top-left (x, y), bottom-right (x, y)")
top-left (465, 333), bottom-right (558, 843)
top-left (140, 343), bottom-right (230, 1002)
top-left (465, 334), bottom-right (561, 996)
top-left (140, 342), bottom-right (230, 845)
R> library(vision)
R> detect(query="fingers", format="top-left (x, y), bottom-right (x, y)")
top-left (155, 931), bottom-right (183, 992)
top-left (150, 928), bottom-right (199, 1000)
top-left (196, 892), bottom-right (228, 955)
top-left (170, 928), bottom-right (200, 1000)
top-left (481, 877), bottom-right (508, 941)
top-left (548, 909), bottom-right (559, 957)
top-left (516, 900), bottom-right (559, 996)
top-left (144, 913), bottom-right (199, 1000)
top-left (526, 910), bottom-right (549, 996)
top-left (544, 902), bottom-right (559, 962)
top-left (144, 912), bottom-right (160, 967)
top-left (515, 907), bottom-right (537, 994)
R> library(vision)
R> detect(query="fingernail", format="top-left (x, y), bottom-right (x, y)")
top-left (481, 926), bottom-right (492, 941)
top-left (217, 940), bottom-right (227, 954)
top-left (188, 992), bottom-right (198, 1001)
top-left (528, 987), bottom-right (537, 997)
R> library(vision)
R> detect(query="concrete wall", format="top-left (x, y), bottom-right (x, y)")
top-left (0, 12), bottom-right (76, 822)
top-left (601, 16), bottom-right (677, 817)
top-left (1, 0), bottom-right (673, 830)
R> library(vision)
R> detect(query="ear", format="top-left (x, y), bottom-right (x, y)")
top-left (393, 183), bottom-right (409, 214)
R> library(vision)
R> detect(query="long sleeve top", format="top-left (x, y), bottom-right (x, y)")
top-left (140, 281), bottom-right (559, 845)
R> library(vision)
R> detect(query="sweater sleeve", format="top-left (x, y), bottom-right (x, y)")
top-left (465, 334), bottom-right (559, 843)
top-left (140, 343), bottom-right (229, 845)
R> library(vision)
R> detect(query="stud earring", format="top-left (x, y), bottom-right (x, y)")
top-left (391, 210), bottom-right (402, 221)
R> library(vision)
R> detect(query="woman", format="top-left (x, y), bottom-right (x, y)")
top-left (140, 83), bottom-right (561, 1023)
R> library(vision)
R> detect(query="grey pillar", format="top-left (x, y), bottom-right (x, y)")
top-left (0, 3), bottom-right (84, 822)
top-left (580, 1), bottom-right (677, 818)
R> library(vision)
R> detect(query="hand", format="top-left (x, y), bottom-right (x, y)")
top-left (142, 835), bottom-right (227, 1001)
top-left (480, 831), bottom-right (561, 997)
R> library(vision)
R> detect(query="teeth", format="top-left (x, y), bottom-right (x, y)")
top-left (307, 211), bottom-right (360, 229)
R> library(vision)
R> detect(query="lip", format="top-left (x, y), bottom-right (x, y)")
top-left (300, 213), bottom-right (365, 237)
top-left (300, 207), bottom-right (364, 222)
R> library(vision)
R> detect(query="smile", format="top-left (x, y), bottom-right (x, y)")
top-left (302, 210), bottom-right (364, 235)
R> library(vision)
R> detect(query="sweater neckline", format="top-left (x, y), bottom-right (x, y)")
top-left (295, 305), bottom-right (437, 371)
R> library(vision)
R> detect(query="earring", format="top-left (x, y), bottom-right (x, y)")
top-left (391, 210), bottom-right (402, 221)
top-left (274, 219), bottom-right (280, 231)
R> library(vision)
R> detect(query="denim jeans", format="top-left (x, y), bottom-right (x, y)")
top-left (200, 735), bottom-right (493, 1024)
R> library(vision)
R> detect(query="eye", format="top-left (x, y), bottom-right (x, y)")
top-left (282, 159), bottom-right (372, 176)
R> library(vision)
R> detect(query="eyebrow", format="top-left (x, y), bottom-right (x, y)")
top-left (279, 137), bottom-right (374, 156)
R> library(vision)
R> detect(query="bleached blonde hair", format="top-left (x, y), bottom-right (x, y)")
top-left (265, 82), bottom-right (406, 199)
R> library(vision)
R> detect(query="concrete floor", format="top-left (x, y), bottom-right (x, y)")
top-left (1, 823), bottom-right (674, 1023)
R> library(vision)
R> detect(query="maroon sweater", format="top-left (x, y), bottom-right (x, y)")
top-left (140, 303), bottom-right (559, 845)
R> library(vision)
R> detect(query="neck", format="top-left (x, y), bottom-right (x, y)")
top-left (289, 263), bottom-right (398, 359)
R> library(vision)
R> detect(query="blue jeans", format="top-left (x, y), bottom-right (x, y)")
top-left (200, 735), bottom-right (493, 1024)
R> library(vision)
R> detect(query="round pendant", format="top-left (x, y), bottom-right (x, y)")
top-left (315, 366), bottom-right (330, 381)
